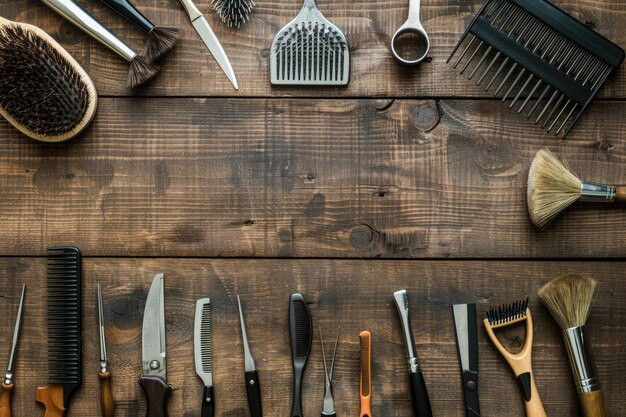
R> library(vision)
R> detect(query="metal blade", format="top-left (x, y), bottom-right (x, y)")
top-left (97, 282), bottom-right (107, 365)
top-left (237, 295), bottom-right (255, 373)
top-left (452, 304), bottom-right (470, 372)
top-left (4, 284), bottom-right (25, 384)
top-left (192, 16), bottom-right (238, 90)
top-left (194, 298), bottom-right (212, 386)
top-left (142, 273), bottom-right (166, 379)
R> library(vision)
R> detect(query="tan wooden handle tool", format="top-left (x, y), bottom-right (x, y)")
top-left (616, 187), bottom-right (626, 203)
top-left (100, 371), bottom-right (114, 417)
top-left (579, 390), bottom-right (606, 417)
top-left (35, 385), bottom-right (66, 417)
top-left (0, 383), bottom-right (14, 417)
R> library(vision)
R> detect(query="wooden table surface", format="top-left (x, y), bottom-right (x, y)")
top-left (0, 0), bottom-right (625, 416)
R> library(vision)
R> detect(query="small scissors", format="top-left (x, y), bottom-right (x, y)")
top-left (391, 0), bottom-right (430, 65)
top-left (320, 327), bottom-right (340, 417)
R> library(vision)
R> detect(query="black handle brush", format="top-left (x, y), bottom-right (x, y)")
top-left (97, 0), bottom-right (180, 60)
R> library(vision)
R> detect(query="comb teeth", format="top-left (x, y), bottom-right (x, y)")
top-left (200, 302), bottom-right (212, 373)
top-left (290, 294), bottom-right (312, 360)
top-left (47, 247), bottom-right (81, 386)
top-left (359, 331), bottom-right (371, 397)
top-left (486, 298), bottom-right (529, 326)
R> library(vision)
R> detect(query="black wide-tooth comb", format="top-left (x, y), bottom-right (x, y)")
top-left (36, 247), bottom-right (82, 417)
top-left (448, 0), bottom-right (624, 137)
top-left (289, 293), bottom-right (312, 417)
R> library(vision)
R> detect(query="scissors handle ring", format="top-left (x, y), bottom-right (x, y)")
top-left (391, 24), bottom-right (430, 66)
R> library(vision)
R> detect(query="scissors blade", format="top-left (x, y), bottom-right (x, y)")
top-left (97, 283), bottom-right (107, 364)
top-left (452, 304), bottom-right (470, 372)
top-left (6, 284), bottom-right (26, 378)
top-left (191, 16), bottom-right (238, 90)
top-left (142, 273), bottom-right (166, 379)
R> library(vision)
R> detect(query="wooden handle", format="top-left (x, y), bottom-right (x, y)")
top-left (360, 394), bottom-right (371, 417)
top-left (100, 371), bottom-right (114, 417)
top-left (615, 187), bottom-right (626, 203)
top-left (0, 383), bottom-right (14, 417)
top-left (519, 372), bottom-right (547, 417)
top-left (579, 390), bottom-right (606, 417)
top-left (35, 385), bottom-right (66, 417)
top-left (139, 375), bottom-right (171, 417)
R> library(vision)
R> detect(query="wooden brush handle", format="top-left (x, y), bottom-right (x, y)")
top-left (615, 187), bottom-right (626, 203)
top-left (360, 394), bottom-right (371, 417)
top-left (517, 372), bottom-right (546, 417)
top-left (0, 383), bottom-right (14, 417)
top-left (100, 371), bottom-right (114, 417)
top-left (579, 390), bottom-right (606, 417)
top-left (35, 385), bottom-right (66, 417)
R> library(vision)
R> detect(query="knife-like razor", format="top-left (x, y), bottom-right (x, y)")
top-left (98, 283), bottom-right (114, 417)
top-left (178, 0), bottom-right (238, 89)
top-left (452, 303), bottom-right (480, 417)
top-left (0, 284), bottom-right (25, 417)
top-left (195, 298), bottom-right (214, 417)
top-left (140, 273), bottom-right (171, 417)
top-left (237, 295), bottom-right (262, 417)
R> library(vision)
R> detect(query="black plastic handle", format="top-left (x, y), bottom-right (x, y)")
top-left (97, 0), bottom-right (155, 33)
top-left (139, 375), bottom-right (172, 417)
top-left (409, 371), bottom-right (433, 417)
top-left (245, 371), bottom-right (263, 417)
top-left (201, 386), bottom-right (215, 417)
top-left (291, 359), bottom-right (305, 417)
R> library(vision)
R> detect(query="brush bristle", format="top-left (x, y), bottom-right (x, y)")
top-left (212, 0), bottom-right (256, 28)
top-left (127, 55), bottom-right (161, 88)
top-left (538, 274), bottom-right (597, 329)
top-left (486, 298), bottom-right (529, 326)
top-left (527, 148), bottom-right (582, 229)
top-left (0, 24), bottom-right (93, 138)
top-left (145, 27), bottom-right (180, 61)
top-left (359, 331), bottom-right (371, 397)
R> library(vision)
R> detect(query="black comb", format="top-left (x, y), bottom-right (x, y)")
top-left (448, 0), bottom-right (624, 137)
top-left (36, 246), bottom-right (82, 411)
top-left (486, 298), bottom-right (529, 326)
top-left (289, 293), bottom-right (312, 417)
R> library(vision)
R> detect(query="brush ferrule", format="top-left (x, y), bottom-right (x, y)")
top-left (563, 326), bottom-right (600, 393)
top-left (580, 182), bottom-right (616, 203)
top-left (409, 357), bottom-right (421, 373)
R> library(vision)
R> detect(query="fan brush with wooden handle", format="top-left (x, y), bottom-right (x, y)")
top-left (359, 331), bottom-right (372, 417)
top-left (527, 148), bottom-right (626, 229)
top-left (36, 247), bottom-right (82, 417)
top-left (0, 17), bottom-right (97, 142)
top-left (484, 299), bottom-right (546, 417)
top-left (538, 274), bottom-right (604, 417)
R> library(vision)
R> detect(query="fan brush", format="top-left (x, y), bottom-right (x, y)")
top-left (538, 274), bottom-right (604, 417)
top-left (527, 148), bottom-right (626, 229)
top-left (0, 17), bottom-right (97, 142)
top-left (36, 247), bottom-right (82, 417)
top-left (96, 0), bottom-right (180, 60)
top-left (212, 0), bottom-right (256, 28)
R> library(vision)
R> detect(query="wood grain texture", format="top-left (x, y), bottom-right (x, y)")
top-left (0, 0), bottom-right (623, 97)
top-left (1, 98), bottom-right (625, 258)
top-left (0, 258), bottom-right (625, 417)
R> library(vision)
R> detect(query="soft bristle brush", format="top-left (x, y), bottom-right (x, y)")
top-left (36, 247), bottom-right (82, 417)
top-left (96, 0), bottom-right (180, 60)
top-left (359, 331), bottom-right (372, 417)
top-left (538, 274), bottom-right (604, 417)
top-left (212, 0), bottom-right (256, 28)
top-left (527, 148), bottom-right (626, 229)
top-left (289, 293), bottom-right (312, 417)
top-left (484, 299), bottom-right (546, 417)
top-left (0, 17), bottom-right (97, 142)
top-left (40, 0), bottom-right (160, 87)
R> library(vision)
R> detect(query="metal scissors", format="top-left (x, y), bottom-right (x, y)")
top-left (320, 327), bottom-right (340, 417)
top-left (391, 0), bottom-right (430, 65)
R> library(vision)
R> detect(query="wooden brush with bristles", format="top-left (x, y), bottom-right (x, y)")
top-left (527, 148), bottom-right (626, 229)
top-left (0, 16), bottom-right (97, 142)
top-left (538, 274), bottom-right (604, 417)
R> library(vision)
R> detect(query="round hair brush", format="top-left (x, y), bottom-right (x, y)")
top-left (0, 17), bottom-right (97, 142)
top-left (527, 148), bottom-right (626, 229)
top-left (40, 0), bottom-right (160, 87)
top-left (212, 0), bottom-right (256, 28)
top-left (538, 274), bottom-right (604, 417)
top-left (96, 0), bottom-right (180, 60)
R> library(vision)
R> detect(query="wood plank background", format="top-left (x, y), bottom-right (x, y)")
top-left (1, 0), bottom-right (625, 416)
top-left (0, 259), bottom-right (625, 417)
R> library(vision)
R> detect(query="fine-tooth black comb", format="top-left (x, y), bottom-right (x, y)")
top-left (289, 293), bottom-right (312, 417)
top-left (448, 0), bottom-right (624, 137)
top-left (36, 246), bottom-right (82, 417)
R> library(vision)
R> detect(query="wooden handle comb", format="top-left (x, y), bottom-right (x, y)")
top-left (100, 371), bottom-right (114, 417)
top-left (359, 331), bottom-right (372, 417)
top-left (35, 385), bottom-right (66, 417)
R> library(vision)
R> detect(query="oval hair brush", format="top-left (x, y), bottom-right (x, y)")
top-left (212, 0), bottom-right (256, 28)
top-left (40, 0), bottom-right (160, 87)
top-left (527, 148), bottom-right (626, 229)
top-left (538, 274), bottom-right (604, 417)
top-left (0, 16), bottom-right (97, 142)
top-left (484, 299), bottom-right (547, 417)
top-left (95, 0), bottom-right (180, 60)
